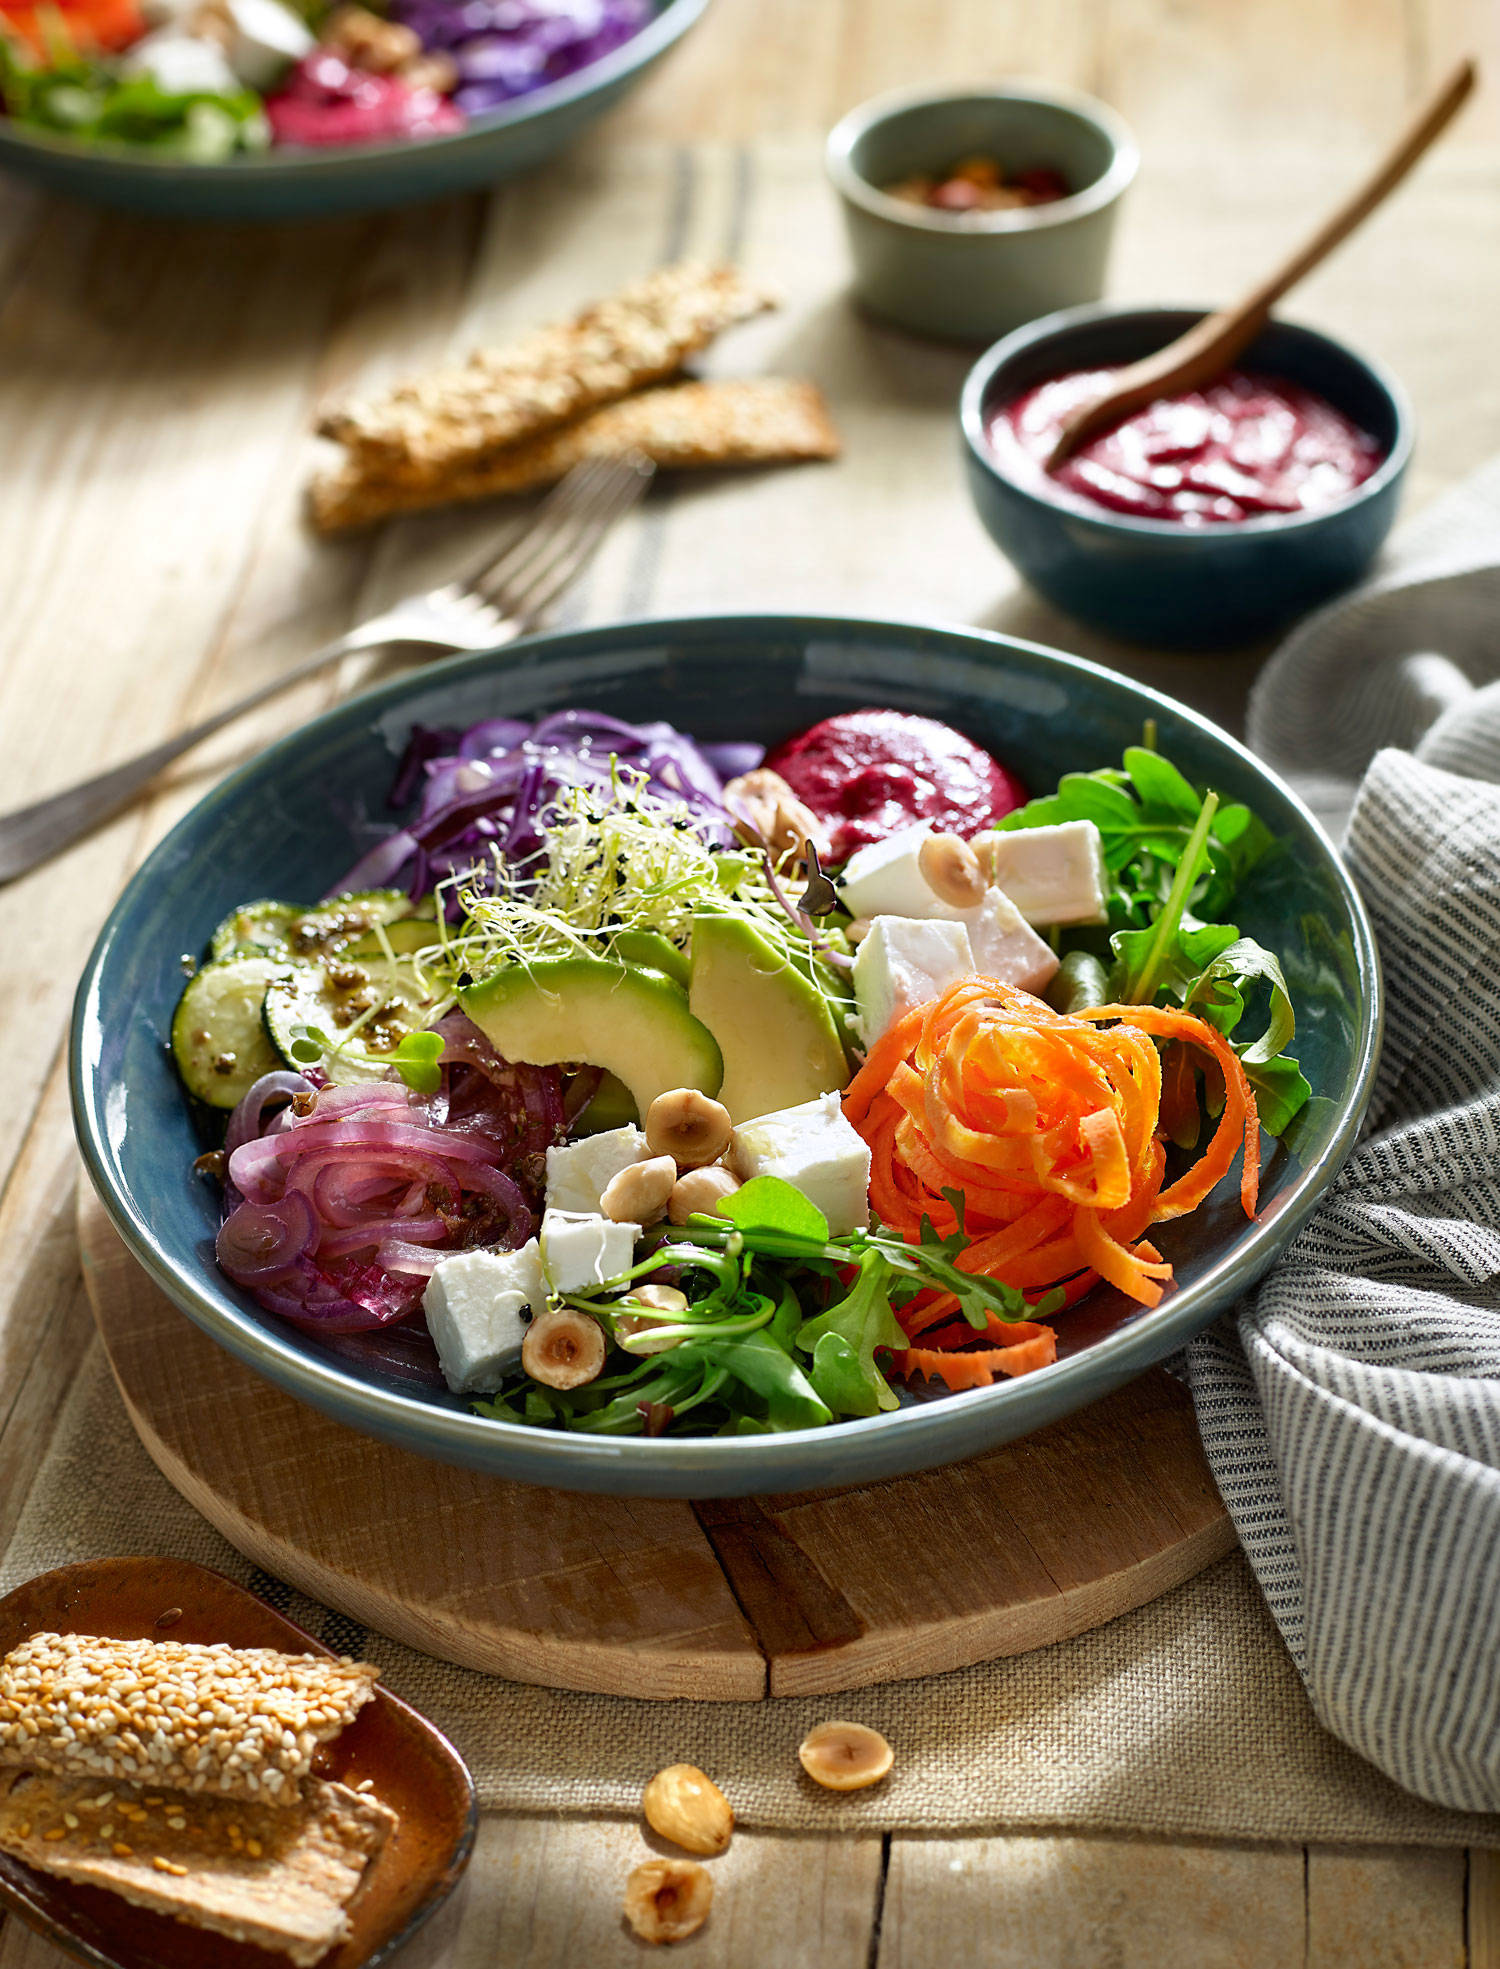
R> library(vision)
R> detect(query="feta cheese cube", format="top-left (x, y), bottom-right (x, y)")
top-left (729, 1091), bottom-right (871, 1235)
top-left (973, 821), bottom-right (1108, 926)
top-left (545, 1125), bottom-right (649, 1215)
top-left (853, 915), bottom-right (976, 1044)
top-left (939, 887), bottom-right (1059, 995)
top-left (540, 1210), bottom-right (640, 1295)
top-left (422, 1240), bottom-right (547, 1394)
top-left (837, 822), bottom-right (935, 920)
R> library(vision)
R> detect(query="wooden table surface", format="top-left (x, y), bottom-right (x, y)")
top-left (1, 0), bottom-right (1497, 1961)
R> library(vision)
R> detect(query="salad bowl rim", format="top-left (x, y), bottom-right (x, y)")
top-left (70, 610), bottom-right (1383, 1491)
top-left (0, 0), bottom-right (711, 180)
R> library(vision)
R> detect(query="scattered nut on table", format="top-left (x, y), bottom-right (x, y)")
top-left (798, 1720), bottom-right (894, 1791)
top-left (623, 1856), bottom-right (714, 1943)
top-left (641, 1762), bottom-right (734, 1855)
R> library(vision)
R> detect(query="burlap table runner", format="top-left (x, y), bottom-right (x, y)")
top-left (4, 1336), bottom-right (1497, 1847)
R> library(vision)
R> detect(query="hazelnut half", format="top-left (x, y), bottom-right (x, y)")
top-left (797, 1720), bottom-right (894, 1792)
top-left (623, 1857), bottom-right (713, 1943)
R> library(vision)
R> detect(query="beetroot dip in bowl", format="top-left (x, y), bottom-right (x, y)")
top-left (960, 302), bottom-right (1412, 649)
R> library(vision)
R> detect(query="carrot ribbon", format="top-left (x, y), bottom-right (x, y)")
top-left (845, 978), bottom-right (1260, 1391)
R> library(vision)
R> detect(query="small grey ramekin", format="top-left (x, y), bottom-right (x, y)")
top-left (825, 82), bottom-right (1138, 344)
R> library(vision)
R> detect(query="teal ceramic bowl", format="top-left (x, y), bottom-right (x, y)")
top-left (961, 302), bottom-right (1413, 647)
top-left (71, 615), bottom-right (1381, 1497)
top-left (825, 83), bottom-right (1137, 344)
top-left (0, 0), bottom-right (708, 219)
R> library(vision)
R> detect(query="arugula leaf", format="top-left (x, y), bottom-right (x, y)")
top-left (996, 738), bottom-right (1308, 1136)
top-left (1241, 1052), bottom-right (1314, 1138)
top-left (720, 1175), bottom-right (830, 1244)
top-left (685, 1330), bottom-right (832, 1429)
top-left (807, 1332), bottom-right (880, 1418)
top-left (795, 1251), bottom-right (905, 1415)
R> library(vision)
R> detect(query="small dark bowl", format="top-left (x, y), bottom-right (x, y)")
top-left (960, 302), bottom-right (1413, 649)
top-left (0, 1558), bottom-right (477, 1969)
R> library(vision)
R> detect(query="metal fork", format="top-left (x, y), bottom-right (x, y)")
top-left (0, 453), bottom-right (655, 885)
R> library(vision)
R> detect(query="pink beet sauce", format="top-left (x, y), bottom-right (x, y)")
top-left (765, 709), bottom-right (1027, 864)
top-left (989, 368), bottom-right (1384, 527)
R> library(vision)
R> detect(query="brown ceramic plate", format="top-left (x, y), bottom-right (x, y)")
top-left (0, 1557), bottom-right (477, 1969)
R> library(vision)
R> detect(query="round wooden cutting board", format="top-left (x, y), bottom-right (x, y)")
top-left (78, 1190), bottom-right (1234, 1702)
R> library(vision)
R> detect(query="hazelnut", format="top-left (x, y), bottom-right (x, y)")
top-left (615, 1284), bottom-right (690, 1356)
top-left (600, 1154), bottom-right (677, 1226)
top-left (724, 768), bottom-right (829, 861)
top-left (667, 1165), bottom-right (741, 1226)
top-left (641, 1763), bottom-right (733, 1855)
top-left (918, 831), bottom-right (985, 908)
top-left (797, 1720), bottom-right (894, 1791)
top-left (521, 1309), bottom-right (605, 1390)
top-left (646, 1089), bottom-right (733, 1170)
top-left (623, 1857), bottom-right (713, 1944)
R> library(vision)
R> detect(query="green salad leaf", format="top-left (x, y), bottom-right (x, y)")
top-left (0, 41), bottom-right (269, 157)
top-left (996, 739), bottom-right (1309, 1136)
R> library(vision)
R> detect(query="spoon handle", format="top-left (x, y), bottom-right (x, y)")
top-left (1047, 55), bottom-right (1477, 468)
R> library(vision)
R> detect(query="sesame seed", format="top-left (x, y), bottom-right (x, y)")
top-left (14, 1820), bottom-right (29, 1837)
top-left (63, 1812), bottom-right (79, 1828)
top-left (245, 1838), bottom-right (263, 1858)
top-left (112, 1843), bottom-right (133, 1857)
top-left (99, 1823), bottom-right (114, 1838)
top-left (43, 1827), bottom-right (67, 1841)
top-left (167, 1815), bottom-right (187, 1830)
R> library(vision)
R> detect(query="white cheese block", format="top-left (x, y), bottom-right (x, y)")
top-left (729, 1091), bottom-right (871, 1235)
top-left (223, 0), bottom-right (314, 89)
top-left (545, 1125), bottom-right (649, 1215)
top-left (837, 821), bottom-right (935, 920)
top-left (939, 887), bottom-right (1059, 995)
top-left (540, 1210), bottom-right (640, 1295)
top-left (973, 821), bottom-right (1109, 926)
top-left (422, 1240), bottom-right (547, 1394)
top-left (852, 915), bottom-right (976, 1045)
top-left (120, 28), bottom-right (241, 96)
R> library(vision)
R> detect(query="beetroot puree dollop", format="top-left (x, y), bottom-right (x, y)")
top-left (266, 52), bottom-right (465, 147)
top-left (990, 368), bottom-right (1383, 526)
top-left (765, 710), bottom-right (1026, 863)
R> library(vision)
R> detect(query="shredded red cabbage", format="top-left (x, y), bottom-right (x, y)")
top-left (215, 1017), bottom-right (564, 1332)
top-left (387, 0), bottom-right (654, 118)
top-left (334, 708), bottom-right (763, 903)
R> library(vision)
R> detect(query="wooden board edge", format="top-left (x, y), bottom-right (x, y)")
top-left (765, 1512), bottom-right (1238, 1697)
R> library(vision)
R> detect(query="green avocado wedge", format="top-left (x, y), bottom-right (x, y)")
top-left (461, 956), bottom-right (723, 1115)
top-left (688, 910), bottom-right (850, 1123)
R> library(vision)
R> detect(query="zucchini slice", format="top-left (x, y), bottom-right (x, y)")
top-left (209, 900), bottom-right (302, 963)
top-left (208, 889), bottom-right (416, 964)
top-left (346, 918), bottom-right (442, 961)
top-left (263, 950), bottom-right (446, 1085)
top-left (171, 958), bottom-right (286, 1108)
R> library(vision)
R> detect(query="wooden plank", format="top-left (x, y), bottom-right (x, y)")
top-left (396, 1815), bottom-right (883, 1967)
top-left (1101, 0), bottom-right (1411, 149)
top-left (1469, 1846), bottom-right (1500, 1969)
top-left (1305, 1844), bottom-right (1465, 1966)
top-left (878, 1833), bottom-right (1305, 1968)
top-left (0, 1917), bottom-right (74, 1968)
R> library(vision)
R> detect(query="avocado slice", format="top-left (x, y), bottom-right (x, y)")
top-left (461, 956), bottom-right (722, 1115)
top-left (688, 911), bottom-right (850, 1123)
top-left (613, 929), bottom-right (691, 988)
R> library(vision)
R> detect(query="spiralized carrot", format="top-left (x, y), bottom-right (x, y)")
top-left (845, 977), bottom-right (1261, 1391)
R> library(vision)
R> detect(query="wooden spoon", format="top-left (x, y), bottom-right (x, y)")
top-left (1045, 56), bottom-right (1477, 471)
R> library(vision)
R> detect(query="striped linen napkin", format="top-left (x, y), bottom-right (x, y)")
top-left (1186, 455), bottom-right (1500, 1814)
